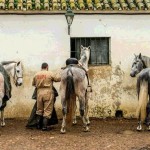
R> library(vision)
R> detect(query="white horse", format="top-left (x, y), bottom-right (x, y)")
top-left (72, 45), bottom-right (91, 125)
top-left (130, 53), bottom-right (150, 131)
top-left (60, 45), bottom-right (91, 133)
top-left (0, 61), bottom-right (23, 126)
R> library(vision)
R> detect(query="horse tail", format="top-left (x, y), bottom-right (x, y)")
top-left (65, 72), bottom-right (74, 100)
top-left (65, 68), bottom-right (75, 126)
top-left (136, 79), bottom-right (148, 122)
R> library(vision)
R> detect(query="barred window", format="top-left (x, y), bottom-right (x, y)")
top-left (70, 37), bottom-right (110, 65)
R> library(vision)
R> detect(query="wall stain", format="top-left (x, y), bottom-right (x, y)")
top-left (87, 64), bottom-right (137, 118)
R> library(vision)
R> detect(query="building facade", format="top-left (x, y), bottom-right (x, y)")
top-left (0, 1), bottom-right (150, 118)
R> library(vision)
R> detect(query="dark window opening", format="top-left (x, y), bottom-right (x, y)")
top-left (70, 37), bottom-right (110, 65)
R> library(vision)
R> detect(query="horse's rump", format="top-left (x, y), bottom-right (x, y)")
top-left (61, 67), bottom-right (87, 95)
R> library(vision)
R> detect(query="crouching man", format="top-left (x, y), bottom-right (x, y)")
top-left (32, 62), bottom-right (60, 131)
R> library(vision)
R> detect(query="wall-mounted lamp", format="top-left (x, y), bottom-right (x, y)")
top-left (65, 8), bottom-right (74, 35)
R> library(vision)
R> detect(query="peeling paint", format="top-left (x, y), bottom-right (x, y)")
top-left (86, 64), bottom-right (138, 118)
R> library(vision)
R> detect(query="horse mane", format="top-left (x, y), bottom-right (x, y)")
top-left (1, 61), bottom-right (24, 73)
top-left (137, 68), bottom-right (150, 98)
top-left (79, 54), bottom-right (86, 64)
top-left (141, 55), bottom-right (150, 68)
top-left (1, 61), bottom-right (17, 66)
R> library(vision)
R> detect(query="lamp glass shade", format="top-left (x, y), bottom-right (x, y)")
top-left (65, 9), bottom-right (74, 26)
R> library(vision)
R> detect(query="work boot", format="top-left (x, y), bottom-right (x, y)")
top-left (36, 115), bottom-right (43, 129)
top-left (42, 117), bottom-right (49, 131)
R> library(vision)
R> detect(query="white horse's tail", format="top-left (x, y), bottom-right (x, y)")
top-left (136, 80), bottom-right (148, 122)
top-left (65, 69), bottom-right (75, 126)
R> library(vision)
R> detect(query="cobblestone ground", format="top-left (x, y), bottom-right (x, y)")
top-left (0, 118), bottom-right (150, 150)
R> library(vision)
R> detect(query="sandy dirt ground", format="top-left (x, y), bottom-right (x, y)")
top-left (0, 118), bottom-right (150, 150)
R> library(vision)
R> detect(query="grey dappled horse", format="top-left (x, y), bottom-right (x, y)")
top-left (130, 53), bottom-right (150, 131)
top-left (130, 53), bottom-right (150, 77)
top-left (0, 61), bottom-right (23, 127)
top-left (60, 45), bottom-right (91, 133)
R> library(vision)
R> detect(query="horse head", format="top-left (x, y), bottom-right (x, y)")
top-left (79, 45), bottom-right (91, 71)
top-left (1, 61), bottom-right (23, 86)
top-left (14, 61), bottom-right (23, 86)
top-left (130, 53), bottom-right (146, 77)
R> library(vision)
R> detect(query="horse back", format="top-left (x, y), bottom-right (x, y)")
top-left (61, 67), bottom-right (88, 95)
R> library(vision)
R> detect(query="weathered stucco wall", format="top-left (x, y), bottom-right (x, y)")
top-left (0, 14), bottom-right (150, 118)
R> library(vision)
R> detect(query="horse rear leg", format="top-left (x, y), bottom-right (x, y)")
top-left (137, 115), bottom-right (142, 131)
top-left (1, 109), bottom-right (5, 127)
top-left (79, 96), bottom-right (89, 132)
top-left (72, 95), bottom-right (77, 125)
top-left (61, 114), bottom-right (67, 134)
top-left (72, 103), bottom-right (77, 125)
top-left (73, 94), bottom-right (90, 125)
top-left (60, 97), bottom-right (67, 134)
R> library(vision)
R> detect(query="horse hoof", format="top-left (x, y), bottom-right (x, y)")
top-left (87, 121), bottom-right (90, 125)
top-left (72, 121), bottom-right (77, 125)
top-left (1, 122), bottom-right (5, 127)
top-left (137, 126), bottom-right (142, 131)
top-left (60, 128), bottom-right (66, 134)
top-left (84, 126), bottom-right (90, 132)
top-left (147, 126), bottom-right (150, 131)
